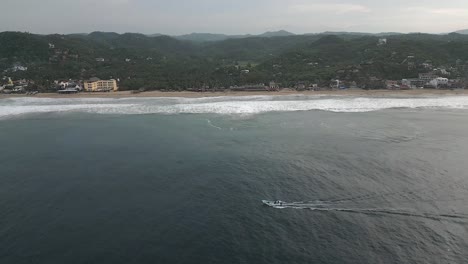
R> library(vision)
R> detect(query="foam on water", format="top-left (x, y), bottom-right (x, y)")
top-left (264, 201), bottom-right (468, 222)
top-left (1, 95), bottom-right (468, 118)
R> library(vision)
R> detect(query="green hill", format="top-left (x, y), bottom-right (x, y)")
top-left (1, 31), bottom-right (467, 90)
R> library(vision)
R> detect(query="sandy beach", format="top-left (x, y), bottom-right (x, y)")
top-left (1, 89), bottom-right (467, 99)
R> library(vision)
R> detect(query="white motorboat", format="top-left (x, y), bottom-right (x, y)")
top-left (262, 200), bottom-right (285, 207)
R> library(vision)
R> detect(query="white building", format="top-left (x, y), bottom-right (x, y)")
top-left (419, 72), bottom-right (438, 84)
top-left (12, 65), bottom-right (28, 72)
top-left (429, 77), bottom-right (449, 88)
top-left (378, 38), bottom-right (387, 45)
top-left (435, 77), bottom-right (449, 85)
top-left (58, 81), bottom-right (70, 88)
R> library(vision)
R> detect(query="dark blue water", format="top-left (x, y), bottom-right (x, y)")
top-left (1, 110), bottom-right (468, 263)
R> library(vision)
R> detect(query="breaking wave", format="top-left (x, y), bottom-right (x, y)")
top-left (1, 95), bottom-right (468, 118)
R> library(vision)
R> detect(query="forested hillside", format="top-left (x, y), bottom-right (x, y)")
top-left (1, 31), bottom-right (467, 90)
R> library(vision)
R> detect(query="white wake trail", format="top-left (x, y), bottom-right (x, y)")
top-left (265, 202), bottom-right (468, 221)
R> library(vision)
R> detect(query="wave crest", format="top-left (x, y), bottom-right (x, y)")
top-left (1, 95), bottom-right (468, 117)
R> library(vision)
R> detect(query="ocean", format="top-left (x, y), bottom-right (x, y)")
top-left (1, 95), bottom-right (468, 263)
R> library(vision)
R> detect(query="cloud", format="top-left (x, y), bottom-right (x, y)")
top-left (288, 3), bottom-right (371, 14)
top-left (430, 8), bottom-right (468, 15)
top-left (1, 0), bottom-right (468, 34)
top-left (405, 7), bottom-right (468, 16)
top-left (79, 0), bottom-right (131, 4)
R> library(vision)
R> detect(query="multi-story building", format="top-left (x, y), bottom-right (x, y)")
top-left (419, 72), bottom-right (438, 84)
top-left (429, 77), bottom-right (449, 88)
top-left (84, 77), bottom-right (118, 92)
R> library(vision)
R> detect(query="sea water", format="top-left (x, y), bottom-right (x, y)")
top-left (1, 95), bottom-right (467, 263)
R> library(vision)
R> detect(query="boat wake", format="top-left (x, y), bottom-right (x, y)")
top-left (206, 119), bottom-right (223, 130)
top-left (262, 200), bottom-right (468, 222)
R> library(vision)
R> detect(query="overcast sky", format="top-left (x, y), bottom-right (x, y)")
top-left (1, 0), bottom-right (468, 34)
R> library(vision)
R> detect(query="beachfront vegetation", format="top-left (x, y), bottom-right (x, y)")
top-left (1, 31), bottom-right (468, 90)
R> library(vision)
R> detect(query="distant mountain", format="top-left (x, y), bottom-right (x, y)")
top-left (76, 30), bottom-right (406, 43)
top-left (174, 33), bottom-right (244, 42)
top-left (68, 33), bottom-right (88, 36)
top-left (374, 32), bottom-right (404, 36)
top-left (65, 31), bottom-right (295, 43)
top-left (147, 33), bottom-right (164, 37)
top-left (161, 30), bottom-right (295, 42)
top-left (258, 30), bottom-right (295, 37)
top-left (315, 31), bottom-right (403, 37)
top-left (87, 31), bottom-right (121, 43)
top-left (319, 31), bottom-right (371, 36)
top-left (455, 29), bottom-right (468, 34)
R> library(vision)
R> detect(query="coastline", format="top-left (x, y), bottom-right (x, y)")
top-left (1, 89), bottom-right (467, 99)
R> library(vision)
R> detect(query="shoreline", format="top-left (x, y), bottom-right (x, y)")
top-left (1, 89), bottom-right (467, 99)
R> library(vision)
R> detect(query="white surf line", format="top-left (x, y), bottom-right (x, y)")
top-left (4, 96), bottom-right (468, 116)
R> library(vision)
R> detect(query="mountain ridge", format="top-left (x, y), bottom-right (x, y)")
top-left (1, 31), bottom-right (468, 91)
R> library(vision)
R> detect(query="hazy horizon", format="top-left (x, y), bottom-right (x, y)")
top-left (1, 0), bottom-right (468, 35)
top-left (1, 29), bottom-right (462, 36)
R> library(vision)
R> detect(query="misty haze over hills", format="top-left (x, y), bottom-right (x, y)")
top-left (455, 29), bottom-right (468, 35)
top-left (172, 30), bottom-right (296, 42)
top-left (8, 28), bottom-right (468, 43)
top-left (103, 29), bottom-right (468, 42)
